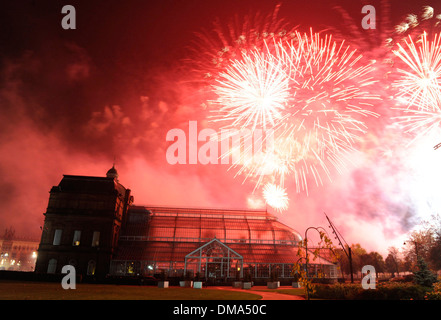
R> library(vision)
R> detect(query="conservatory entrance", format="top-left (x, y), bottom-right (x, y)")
top-left (184, 238), bottom-right (243, 280)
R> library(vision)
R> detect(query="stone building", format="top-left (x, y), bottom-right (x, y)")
top-left (0, 228), bottom-right (39, 271)
top-left (35, 166), bottom-right (132, 278)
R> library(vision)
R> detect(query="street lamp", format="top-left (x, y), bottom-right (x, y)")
top-left (303, 226), bottom-right (329, 300)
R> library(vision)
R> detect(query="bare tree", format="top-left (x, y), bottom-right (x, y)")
top-left (385, 247), bottom-right (401, 277)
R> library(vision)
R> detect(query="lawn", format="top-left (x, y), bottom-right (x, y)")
top-left (253, 288), bottom-right (306, 298)
top-left (0, 280), bottom-right (262, 300)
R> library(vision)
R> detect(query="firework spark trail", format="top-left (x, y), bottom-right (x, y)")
top-left (189, 4), bottom-right (299, 85)
top-left (392, 31), bottom-right (441, 146)
top-left (394, 6), bottom-right (441, 38)
top-left (395, 109), bottom-right (441, 135)
top-left (393, 32), bottom-right (441, 111)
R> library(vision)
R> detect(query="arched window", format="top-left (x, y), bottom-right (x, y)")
top-left (47, 259), bottom-right (57, 274)
top-left (53, 229), bottom-right (62, 246)
top-left (87, 260), bottom-right (96, 275)
top-left (91, 231), bottom-right (100, 247)
top-left (68, 259), bottom-right (77, 268)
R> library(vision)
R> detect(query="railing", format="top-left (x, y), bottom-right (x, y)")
top-left (151, 211), bottom-right (277, 221)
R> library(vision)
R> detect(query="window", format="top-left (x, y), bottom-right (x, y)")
top-left (72, 230), bottom-right (81, 246)
top-left (47, 259), bottom-right (57, 274)
top-left (68, 259), bottom-right (77, 267)
top-left (87, 260), bottom-right (96, 275)
top-left (91, 231), bottom-right (100, 247)
top-left (53, 229), bottom-right (62, 245)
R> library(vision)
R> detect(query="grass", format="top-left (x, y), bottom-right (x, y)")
top-left (0, 280), bottom-right (262, 300)
top-left (253, 288), bottom-right (306, 298)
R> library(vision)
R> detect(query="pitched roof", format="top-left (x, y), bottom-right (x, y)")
top-left (51, 175), bottom-right (127, 196)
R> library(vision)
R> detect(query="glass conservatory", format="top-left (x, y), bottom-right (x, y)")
top-left (109, 206), bottom-right (338, 281)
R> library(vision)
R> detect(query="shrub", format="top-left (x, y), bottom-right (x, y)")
top-left (425, 281), bottom-right (441, 300)
top-left (389, 274), bottom-right (414, 283)
top-left (373, 282), bottom-right (428, 300)
top-left (312, 282), bottom-right (429, 300)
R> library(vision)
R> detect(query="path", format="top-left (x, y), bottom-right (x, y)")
top-left (212, 285), bottom-right (305, 300)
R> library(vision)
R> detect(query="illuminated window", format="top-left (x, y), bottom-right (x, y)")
top-left (87, 260), bottom-right (96, 275)
top-left (91, 231), bottom-right (100, 247)
top-left (72, 230), bottom-right (81, 246)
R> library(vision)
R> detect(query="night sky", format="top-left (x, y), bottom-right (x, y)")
top-left (1, 0), bottom-right (441, 255)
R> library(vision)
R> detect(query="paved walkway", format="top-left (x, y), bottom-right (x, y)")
top-left (212, 286), bottom-right (305, 300)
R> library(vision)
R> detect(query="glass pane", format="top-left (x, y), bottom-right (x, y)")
top-left (53, 229), bottom-right (62, 246)
top-left (72, 230), bottom-right (81, 246)
top-left (92, 231), bottom-right (100, 247)
top-left (47, 259), bottom-right (57, 273)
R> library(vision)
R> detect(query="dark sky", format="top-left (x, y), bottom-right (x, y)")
top-left (1, 0), bottom-right (440, 253)
top-left (1, 0), bottom-right (432, 155)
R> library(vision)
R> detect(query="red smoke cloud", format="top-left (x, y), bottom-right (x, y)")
top-left (1, 0), bottom-right (440, 257)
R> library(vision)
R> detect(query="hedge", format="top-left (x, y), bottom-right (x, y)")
top-left (311, 282), bottom-right (431, 300)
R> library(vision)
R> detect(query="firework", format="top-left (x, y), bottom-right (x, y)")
top-left (276, 30), bottom-right (379, 174)
top-left (392, 31), bottom-right (441, 145)
top-left (212, 30), bottom-right (379, 200)
top-left (189, 4), bottom-right (298, 86)
top-left (392, 32), bottom-right (441, 111)
top-left (211, 47), bottom-right (289, 131)
top-left (262, 182), bottom-right (289, 212)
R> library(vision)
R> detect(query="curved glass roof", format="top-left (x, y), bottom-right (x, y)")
top-left (121, 205), bottom-right (303, 245)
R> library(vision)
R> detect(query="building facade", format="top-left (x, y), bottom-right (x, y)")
top-left (35, 167), bottom-right (132, 278)
top-left (35, 167), bottom-right (338, 282)
top-left (0, 228), bottom-right (39, 271)
top-left (110, 205), bottom-right (338, 282)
